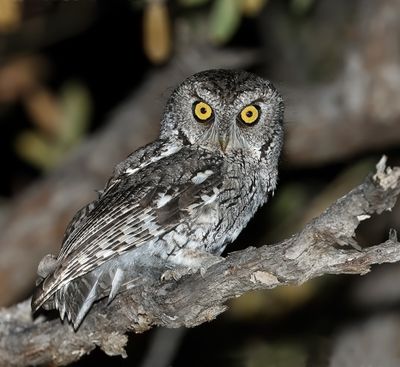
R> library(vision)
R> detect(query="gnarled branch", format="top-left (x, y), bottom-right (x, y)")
top-left (0, 157), bottom-right (399, 366)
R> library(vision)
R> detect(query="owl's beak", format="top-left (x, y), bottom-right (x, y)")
top-left (218, 136), bottom-right (229, 152)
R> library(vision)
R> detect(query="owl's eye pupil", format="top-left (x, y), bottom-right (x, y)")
top-left (200, 107), bottom-right (207, 114)
top-left (246, 111), bottom-right (253, 117)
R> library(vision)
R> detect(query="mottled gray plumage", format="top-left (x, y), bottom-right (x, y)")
top-left (31, 69), bottom-right (284, 328)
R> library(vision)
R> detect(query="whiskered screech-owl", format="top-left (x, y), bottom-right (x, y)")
top-left (32, 69), bottom-right (284, 328)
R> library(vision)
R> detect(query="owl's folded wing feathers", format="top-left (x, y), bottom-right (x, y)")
top-left (32, 149), bottom-right (223, 312)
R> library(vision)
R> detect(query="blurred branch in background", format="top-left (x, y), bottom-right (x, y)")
top-left (0, 157), bottom-right (399, 366)
top-left (282, 0), bottom-right (400, 166)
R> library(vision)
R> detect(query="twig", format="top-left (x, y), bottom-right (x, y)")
top-left (0, 157), bottom-right (399, 367)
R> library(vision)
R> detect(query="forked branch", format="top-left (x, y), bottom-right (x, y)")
top-left (0, 157), bottom-right (400, 367)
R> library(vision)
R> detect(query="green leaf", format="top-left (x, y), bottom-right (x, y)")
top-left (209, 0), bottom-right (241, 44)
top-left (58, 81), bottom-right (91, 148)
top-left (15, 131), bottom-right (64, 169)
top-left (15, 81), bottom-right (92, 170)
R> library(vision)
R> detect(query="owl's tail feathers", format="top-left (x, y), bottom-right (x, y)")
top-left (64, 275), bottom-right (100, 329)
top-left (59, 268), bottom-right (129, 329)
top-left (107, 267), bottom-right (125, 304)
top-left (31, 272), bottom-right (59, 314)
top-left (30, 271), bottom-right (99, 329)
top-left (63, 268), bottom-right (129, 329)
top-left (32, 267), bottom-right (131, 329)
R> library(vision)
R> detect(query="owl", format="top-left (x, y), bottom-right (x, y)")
top-left (31, 69), bottom-right (284, 329)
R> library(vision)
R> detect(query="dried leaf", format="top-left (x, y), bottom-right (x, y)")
top-left (143, 0), bottom-right (172, 64)
top-left (0, 56), bottom-right (45, 103)
top-left (241, 0), bottom-right (267, 17)
top-left (0, 0), bottom-right (21, 32)
top-left (209, 0), bottom-right (241, 44)
top-left (24, 88), bottom-right (62, 138)
top-left (59, 81), bottom-right (91, 147)
top-left (15, 131), bottom-right (64, 169)
top-left (17, 81), bottom-right (91, 170)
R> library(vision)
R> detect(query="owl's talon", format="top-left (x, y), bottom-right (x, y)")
top-left (161, 267), bottom-right (191, 281)
top-left (199, 256), bottom-right (224, 277)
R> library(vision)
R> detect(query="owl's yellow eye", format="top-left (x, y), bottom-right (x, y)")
top-left (239, 105), bottom-right (260, 125)
top-left (193, 101), bottom-right (213, 122)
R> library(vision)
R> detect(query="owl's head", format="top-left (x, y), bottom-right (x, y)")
top-left (161, 69), bottom-right (284, 159)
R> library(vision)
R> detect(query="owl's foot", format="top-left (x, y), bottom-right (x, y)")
top-left (161, 249), bottom-right (223, 281)
top-left (36, 254), bottom-right (58, 284)
top-left (161, 266), bottom-right (191, 281)
top-left (197, 252), bottom-right (224, 277)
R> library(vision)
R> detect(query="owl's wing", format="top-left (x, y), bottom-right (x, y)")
top-left (62, 200), bottom-right (99, 244)
top-left (60, 139), bottom-right (172, 252)
top-left (32, 149), bottom-right (223, 312)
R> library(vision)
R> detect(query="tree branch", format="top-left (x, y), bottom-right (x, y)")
top-left (0, 157), bottom-right (399, 367)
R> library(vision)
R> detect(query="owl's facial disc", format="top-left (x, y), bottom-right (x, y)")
top-left (188, 96), bottom-right (269, 153)
top-left (160, 69), bottom-right (284, 156)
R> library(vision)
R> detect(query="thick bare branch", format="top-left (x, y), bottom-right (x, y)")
top-left (0, 158), bottom-right (399, 367)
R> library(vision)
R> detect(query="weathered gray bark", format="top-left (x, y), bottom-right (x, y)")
top-left (0, 157), bottom-right (399, 367)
